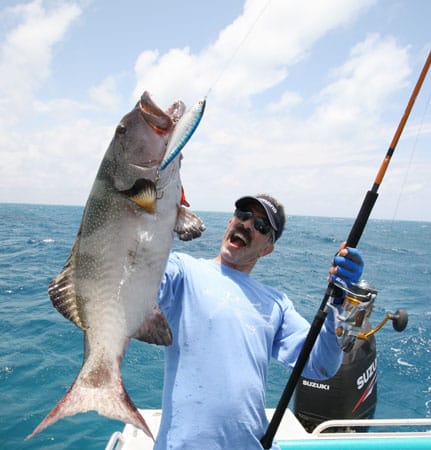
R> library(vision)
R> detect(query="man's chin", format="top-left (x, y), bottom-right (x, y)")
top-left (219, 245), bottom-right (241, 263)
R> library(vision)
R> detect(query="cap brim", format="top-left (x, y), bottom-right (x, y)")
top-left (235, 196), bottom-right (278, 232)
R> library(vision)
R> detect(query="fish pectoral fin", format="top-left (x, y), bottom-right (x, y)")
top-left (174, 206), bottom-right (206, 241)
top-left (122, 178), bottom-right (157, 213)
top-left (134, 306), bottom-right (173, 346)
top-left (48, 235), bottom-right (86, 330)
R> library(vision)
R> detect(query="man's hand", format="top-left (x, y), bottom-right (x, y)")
top-left (328, 242), bottom-right (364, 302)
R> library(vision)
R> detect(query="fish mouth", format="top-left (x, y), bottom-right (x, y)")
top-left (139, 91), bottom-right (185, 134)
top-left (113, 92), bottom-right (186, 192)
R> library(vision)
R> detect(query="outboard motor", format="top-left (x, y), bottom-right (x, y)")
top-left (294, 327), bottom-right (377, 431)
top-left (294, 280), bottom-right (408, 431)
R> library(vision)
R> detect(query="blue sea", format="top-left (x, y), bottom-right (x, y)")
top-left (1, 203), bottom-right (430, 449)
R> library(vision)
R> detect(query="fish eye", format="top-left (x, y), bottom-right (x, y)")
top-left (116, 124), bottom-right (127, 135)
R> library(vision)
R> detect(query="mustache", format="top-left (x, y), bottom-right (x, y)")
top-left (229, 224), bottom-right (252, 246)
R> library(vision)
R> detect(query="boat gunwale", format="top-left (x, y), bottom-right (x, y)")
top-left (104, 409), bottom-right (431, 450)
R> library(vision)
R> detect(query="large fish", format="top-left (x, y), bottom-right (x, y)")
top-left (28, 92), bottom-right (206, 440)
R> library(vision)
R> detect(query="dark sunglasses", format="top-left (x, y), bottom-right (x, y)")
top-left (234, 208), bottom-right (274, 239)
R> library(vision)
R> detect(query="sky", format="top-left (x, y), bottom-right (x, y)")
top-left (0, 0), bottom-right (430, 221)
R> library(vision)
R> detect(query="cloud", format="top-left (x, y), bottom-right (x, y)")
top-left (0, 0), bottom-right (81, 123)
top-left (131, 1), bottom-right (418, 218)
top-left (132, 0), bottom-right (375, 106)
top-left (0, 1), bottom-right (106, 205)
top-left (313, 34), bottom-right (410, 135)
top-left (0, 0), bottom-right (429, 220)
top-left (266, 91), bottom-right (303, 114)
top-left (0, 117), bottom-right (112, 204)
top-left (88, 76), bottom-right (122, 111)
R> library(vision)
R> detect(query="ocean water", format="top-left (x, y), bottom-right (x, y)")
top-left (1, 203), bottom-right (430, 449)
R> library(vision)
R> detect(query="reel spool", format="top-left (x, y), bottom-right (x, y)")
top-left (331, 280), bottom-right (408, 352)
top-left (294, 281), bottom-right (409, 431)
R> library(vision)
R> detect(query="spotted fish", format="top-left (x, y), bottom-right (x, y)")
top-left (28, 91), bottom-right (206, 440)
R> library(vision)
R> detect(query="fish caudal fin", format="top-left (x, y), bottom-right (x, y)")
top-left (27, 372), bottom-right (154, 440)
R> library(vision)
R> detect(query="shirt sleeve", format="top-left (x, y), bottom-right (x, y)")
top-left (158, 253), bottom-right (185, 314)
top-left (272, 297), bottom-right (342, 380)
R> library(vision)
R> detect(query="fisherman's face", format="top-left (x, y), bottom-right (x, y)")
top-left (217, 204), bottom-right (274, 273)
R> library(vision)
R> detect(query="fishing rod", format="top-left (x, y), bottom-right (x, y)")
top-left (260, 50), bottom-right (431, 449)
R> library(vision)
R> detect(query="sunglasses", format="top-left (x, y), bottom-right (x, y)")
top-left (234, 208), bottom-right (274, 239)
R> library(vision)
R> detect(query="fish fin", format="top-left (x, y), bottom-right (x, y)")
top-left (48, 234), bottom-right (86, 330)
top-left (123, 179), bottom-right (157, 213)
top-left (174, 206), bottom-right (206, 241)
top-left (180, 185), bottom-right (190, 207)
top-left (27, 359), bottom-right (154, 441)
top-left (134, 305), bottom-right (172, 346)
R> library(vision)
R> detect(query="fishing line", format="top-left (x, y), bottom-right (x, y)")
top-left (205, 0), bottom-right (272, 99)
top-left (391, 85), bottom-right (431, 222)
top-left (370, 77), bottom-right (431, 275)
top-left (166, 1), bottom-right (273, 170)
top-left (261, 49), bottom-right (431, 449)
top-left (164, 1), bottom-right (273, 170)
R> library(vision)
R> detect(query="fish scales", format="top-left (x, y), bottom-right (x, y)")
top-left (28, 91), bottom-right (206, 441)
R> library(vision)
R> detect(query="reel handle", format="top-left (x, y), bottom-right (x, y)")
top-left (390, 309), bottom-right (408, 332)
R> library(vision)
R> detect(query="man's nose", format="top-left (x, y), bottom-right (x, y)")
top-left (242, 216), bottom-right (255, 231)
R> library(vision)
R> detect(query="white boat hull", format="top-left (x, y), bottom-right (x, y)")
top-left (105, 408), bottom-right (431, 450)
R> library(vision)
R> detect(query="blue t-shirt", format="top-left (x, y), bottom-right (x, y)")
top-left (154, 252), bottom-right (342, 450)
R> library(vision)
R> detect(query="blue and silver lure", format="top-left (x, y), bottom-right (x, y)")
top-left (160, 98), bottom-right (206, 170)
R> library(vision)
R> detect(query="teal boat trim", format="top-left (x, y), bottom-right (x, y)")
top-left (278, 437), bottom-right (431, 449)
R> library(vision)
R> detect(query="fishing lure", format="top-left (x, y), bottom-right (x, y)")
top-left (160, 98), bottom-right (206, 170)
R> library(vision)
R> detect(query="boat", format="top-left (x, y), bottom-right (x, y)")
top-left (104, 285), bottom-right (431, 450)
top-left (104, 323), bottom-right (431, 449)
top-left (105, 408), bottom-right (431, 449)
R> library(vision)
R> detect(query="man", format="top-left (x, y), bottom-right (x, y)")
top-left (155, 194), bottom-right (363, 450)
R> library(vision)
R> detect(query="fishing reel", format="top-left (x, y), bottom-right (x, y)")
top-left (329, 280), bottom-right (408, 352)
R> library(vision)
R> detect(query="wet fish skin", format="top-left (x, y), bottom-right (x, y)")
top-left (28, 92), bottom-right (205, 440)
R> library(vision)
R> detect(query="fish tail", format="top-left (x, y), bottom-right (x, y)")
top-left (26, 370), bottom-right (154, 440)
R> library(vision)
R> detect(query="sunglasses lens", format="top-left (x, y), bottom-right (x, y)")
top-left (254, 217), bottom-right (271, 235)
top-left (234, 209), bottom-right (272, 236)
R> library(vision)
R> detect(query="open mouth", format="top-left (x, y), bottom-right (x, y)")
top-left (139, 91), bottom-right (185, 134)
top-left (229, 228), bottom-right (251, 248)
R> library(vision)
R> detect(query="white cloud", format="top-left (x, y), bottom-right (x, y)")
top-left (127, 0), bottom-right (429, 220)
top-left (266, 91), bottom-right (303, 114)
top-left (0, 118), bottom-right (111, 205)
top-left (0, 0), bottom-right (429, 221)
top-left (314, 34), bottom-right (410, 130)
top-left (0, 1), bottom-right (107, 206)
top-left (132, 0), bottom-right (375, 106)
top-left (0, 0), bottom-right (81, 123)
top-left (88, 76), bottom-right (122, 111)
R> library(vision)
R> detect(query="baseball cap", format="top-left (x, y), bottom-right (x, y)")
top-left (235, 194), bottom-right (286, 241)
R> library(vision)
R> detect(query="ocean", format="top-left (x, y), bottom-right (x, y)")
top-left (1, 203), bottom-right (430, 449)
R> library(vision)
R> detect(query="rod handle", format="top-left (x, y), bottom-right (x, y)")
top-left (346, 190), bottom-right (378, 248)
top-left (260, 308), bottom-right (328, 448)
